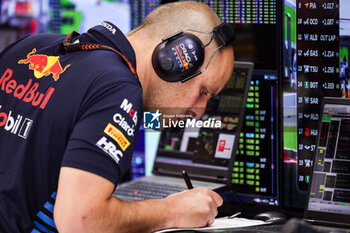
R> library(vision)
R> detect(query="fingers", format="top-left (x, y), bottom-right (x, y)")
top-left (207, 216), bottom-right (215, 226)
top-left (196, 188), bottom-right (220, 226)
top-left (168, 187), bottom-right (222, 228)
top-left (207, 196), bottom-right (219, 216)
top-left (206, 203), bottom-right (217, 226)
top-left (199, 187), bottom-right (223, 207)
top-left (205, 207), bottom-right (217, 226)
top-left (211, 191), bottom-right (223, 207)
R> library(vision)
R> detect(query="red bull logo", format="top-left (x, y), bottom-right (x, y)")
top-left (18, 48), bottom-right (70, 81)
top-left (0, 68), bottom-right (55, 110)
top-left (175, 45), bottom-right (190, 70)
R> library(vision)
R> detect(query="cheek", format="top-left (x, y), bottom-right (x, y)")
top-left (171, 85), bottom-right (199, 107)
top-left (186, 89), bottom-right (202, 106)
top-left (158, 90), bottom-right (185, 109)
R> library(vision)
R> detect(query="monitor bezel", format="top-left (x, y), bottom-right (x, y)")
top-left (304, 97), bottom-right (350, 225)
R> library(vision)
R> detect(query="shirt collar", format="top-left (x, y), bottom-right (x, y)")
top-left (87, 21), bottom-right (136, 70)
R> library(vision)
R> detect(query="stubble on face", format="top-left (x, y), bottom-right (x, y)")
top-left (144, 81), bottom-right (190, 116)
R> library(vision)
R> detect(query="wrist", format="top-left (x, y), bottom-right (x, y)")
top-left (156, 197), bottom-right (177, 230)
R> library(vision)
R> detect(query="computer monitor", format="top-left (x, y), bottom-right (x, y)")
top-left (282, 0), bottom-right (349, 210)
top-left (305, 97), bottom-right (350, 226)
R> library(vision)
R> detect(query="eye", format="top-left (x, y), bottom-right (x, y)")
top-left (201, 88), bottom-right (208, 96)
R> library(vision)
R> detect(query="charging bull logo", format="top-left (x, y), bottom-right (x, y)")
top-left (175, 44), bottom-right (190, 70)
top-left (18, 48), bottom-right (70, 81)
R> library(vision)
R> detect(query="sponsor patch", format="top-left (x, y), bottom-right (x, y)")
top-left (104, 123), bottom-right (130, 151)
top-left (120, 98), bottom-right (138, 125)
top-left (100, 21), bottom-right (117, 35)
top-left (18, 48), bottom-right (70, 81)
top-left (113, 113), bottom-right (135, 136)
top-left (0, 106), bottom-right (33, 139)
top-left (0, 69), bottom-right (54, 110)
top-left (96, 136), bottom-right (123, 164)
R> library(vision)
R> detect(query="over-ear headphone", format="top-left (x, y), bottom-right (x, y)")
top-left (152, 23), bottom-right (235, 83)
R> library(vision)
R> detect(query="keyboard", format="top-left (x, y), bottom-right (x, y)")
top-left (113, 180), bottom-right (186, 201)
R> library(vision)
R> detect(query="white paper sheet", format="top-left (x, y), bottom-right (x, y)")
top-left (154, 217), bottom-right (268, 233)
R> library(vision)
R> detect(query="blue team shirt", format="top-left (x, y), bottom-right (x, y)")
top-left (0, 22), bottom-right (143, 232)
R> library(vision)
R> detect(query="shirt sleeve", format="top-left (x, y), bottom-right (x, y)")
top-left (61, 77), bottom-right (143, 186)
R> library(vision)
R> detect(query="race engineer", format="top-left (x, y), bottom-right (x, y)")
top-left (0, 1), bottom-right (234, 232)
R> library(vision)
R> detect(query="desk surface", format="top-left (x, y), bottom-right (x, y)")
top-left (167, 219), bottom-right (350, 233)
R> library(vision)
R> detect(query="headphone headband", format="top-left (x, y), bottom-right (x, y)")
top-left (213, 23), bottom-right (236, 47)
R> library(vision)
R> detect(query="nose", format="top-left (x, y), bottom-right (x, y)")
top-left (188, 96), bottom-right (208, 119)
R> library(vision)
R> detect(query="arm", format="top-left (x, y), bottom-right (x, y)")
top-left (54, 167), bottom-right (223, 233)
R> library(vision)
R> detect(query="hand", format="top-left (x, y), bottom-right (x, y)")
top-left (164, 187), bottom-right (223, 228)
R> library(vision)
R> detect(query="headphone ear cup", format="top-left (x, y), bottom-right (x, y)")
top-left (152, 33), bottom-right (205, 82)
top-left (152, 41), bottom-right (179, 82)
top-left (159, 57), bottom-right (174, 71)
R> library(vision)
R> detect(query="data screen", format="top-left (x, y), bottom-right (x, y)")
top-left (131, 0), bottom-right (161, 29)
top-left (296, 0), bottom-right (341, 192)
top-left (183, 0), bottom-right (277, 24)
top-left (232, 72), bottom-right (279, 206)
top-left (175, 0), bottom-right (279, 69)
top-left (283, 0), bottom-right (349, 209)
top-left (307, 103), bottom-right (350, 215)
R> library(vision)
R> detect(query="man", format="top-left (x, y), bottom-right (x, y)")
top-left (0, 1), bottom-right (234, 232)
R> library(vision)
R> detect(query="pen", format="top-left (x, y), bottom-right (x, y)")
top-left (228, 212), bottom-right (241, 219)
top-left (182, 170), bottom-right (193, 189)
